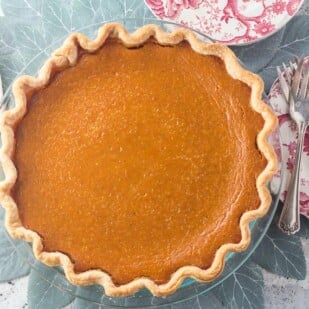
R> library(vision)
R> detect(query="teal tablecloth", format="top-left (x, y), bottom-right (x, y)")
top-left (0, 1), bottom-right (308, 308)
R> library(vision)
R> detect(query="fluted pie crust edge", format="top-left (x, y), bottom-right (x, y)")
top-left (0, 23), bottom-right (278, 297)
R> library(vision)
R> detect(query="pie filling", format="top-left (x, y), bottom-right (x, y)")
top-left (13, 40), bottom-right (266, 285)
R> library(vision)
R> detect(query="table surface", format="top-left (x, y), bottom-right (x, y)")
top-left (1, 242), bottom-right (308, 309)
top-left (0, 1), bottom-right (309, 308)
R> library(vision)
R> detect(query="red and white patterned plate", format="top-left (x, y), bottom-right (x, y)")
top-left (145, 0), bottom-right (304, 45)
top-left (269, 57), bottom-right (309, 218)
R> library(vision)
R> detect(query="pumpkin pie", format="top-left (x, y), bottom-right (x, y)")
top-left (0, 23), bottom-right (278, 296)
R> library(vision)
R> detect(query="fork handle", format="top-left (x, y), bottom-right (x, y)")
top-left (278, 122), bottom-right (307, 235)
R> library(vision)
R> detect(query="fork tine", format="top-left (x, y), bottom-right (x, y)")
top-left (276, 66), bottom-right (282, 79)
top-left (277, 65), bottom-right (290, 101)
top-left (304, 58), bottom-right (309, 99)
top-left (282, 63), bottom-right (291, 85)
top-left (282, 63), bottom-right (288, 71)
top-left (291, 57), bottom-right (304, 97)
top-left (299, 61), bottom-right (309, 100)
top-left (288, 60), bottom-right (296, 74)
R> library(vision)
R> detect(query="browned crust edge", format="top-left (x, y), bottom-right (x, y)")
top-left (0, 23), bottom-right (278, 297)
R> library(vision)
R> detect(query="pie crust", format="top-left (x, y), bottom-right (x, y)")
top-left (0, 23), bottom-right (278, 296)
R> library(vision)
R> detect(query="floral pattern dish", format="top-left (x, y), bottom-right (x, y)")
top-left (145, 0), bottom-right (304, 45)
top-left (269, 57), bottom-right (309, 218)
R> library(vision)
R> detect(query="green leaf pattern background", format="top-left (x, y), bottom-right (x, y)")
top-left (0, 1), bottom-right (309, 308)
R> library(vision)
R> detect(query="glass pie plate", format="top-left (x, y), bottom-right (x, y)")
top-left (0, 18), bottom-right (283, 308)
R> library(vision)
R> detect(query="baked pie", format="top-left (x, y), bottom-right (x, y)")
top-left (0, 23), bottom-right (277, 296)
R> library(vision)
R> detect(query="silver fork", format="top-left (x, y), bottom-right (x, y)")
top-left (277, 58), bottom-right (309, 235)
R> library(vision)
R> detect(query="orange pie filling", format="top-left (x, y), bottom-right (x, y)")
top-left (13, 40), bottom-right (266, 285)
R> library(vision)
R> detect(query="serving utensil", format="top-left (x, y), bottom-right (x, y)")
top-left (277, 58), bottom-right (309, 234)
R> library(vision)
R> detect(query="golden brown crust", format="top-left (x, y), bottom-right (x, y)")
top-left (0, 23), bottom-right (278, 297)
